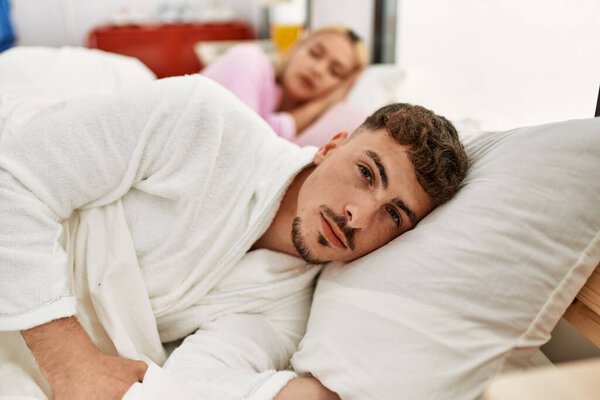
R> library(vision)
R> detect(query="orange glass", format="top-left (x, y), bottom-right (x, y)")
top-left (271, 24), bottom-right (304, 54)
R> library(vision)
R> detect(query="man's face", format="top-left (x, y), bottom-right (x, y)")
top-left (292, 129), bottom-right (434, 264)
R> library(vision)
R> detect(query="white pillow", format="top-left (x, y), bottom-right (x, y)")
top-left (291, 118), bottom-right (600, 399)
top-left (345, 65), bottom-right (406, 115)
top-left (295, 102), bottom-right (368, 147)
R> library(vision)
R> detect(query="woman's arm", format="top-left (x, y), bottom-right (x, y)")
top-left (287, 71), bottom-right (361, 133)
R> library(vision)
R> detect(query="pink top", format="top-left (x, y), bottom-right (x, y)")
top-left (201, 44), bottom-right (297, 141)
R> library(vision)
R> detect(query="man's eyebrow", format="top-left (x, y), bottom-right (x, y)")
top-left (365, 150), bottom-right (388, 189)
top-left (393, 198), bottom-right (418, 228)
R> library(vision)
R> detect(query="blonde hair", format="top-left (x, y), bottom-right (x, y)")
top-left (275, 25), bottom-right (369, 79)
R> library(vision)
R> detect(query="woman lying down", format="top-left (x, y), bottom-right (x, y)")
top-left (0, 75), bottom-right (467, 399)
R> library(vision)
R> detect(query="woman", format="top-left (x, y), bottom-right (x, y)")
top-left (201, 25), bottom-right (368, 142)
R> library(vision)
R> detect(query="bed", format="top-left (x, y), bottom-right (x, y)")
top-left (484, 263), bottom-right (600, 399)
top-left (569, 91), bottom-right (600, 346)
top-left (1, 46), bottom-right (599, 400)
top-left (565, 264), bottom-right (600, 347)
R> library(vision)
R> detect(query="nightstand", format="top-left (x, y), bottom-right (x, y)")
top-left (482, 358), bottom-right (600, 400)
top-left (87, 22), bottom-right (254, 78)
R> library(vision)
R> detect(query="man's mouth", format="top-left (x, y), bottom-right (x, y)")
top-left (320, 213), bottom-right (347, 249)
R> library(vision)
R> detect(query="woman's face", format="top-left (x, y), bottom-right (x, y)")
top-left (281, 32), bottom-right (358, 102)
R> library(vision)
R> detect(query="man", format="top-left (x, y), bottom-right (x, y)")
top-left (0, 75), bottom-right (467, 399)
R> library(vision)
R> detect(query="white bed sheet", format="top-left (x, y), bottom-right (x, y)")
top-left (0, 46), bottom-right (155, 143)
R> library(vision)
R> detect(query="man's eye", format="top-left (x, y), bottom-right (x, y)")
top-left (358, 165), bottom-right (373, 184)
top-left (386, 206), bottom-right (402, 227)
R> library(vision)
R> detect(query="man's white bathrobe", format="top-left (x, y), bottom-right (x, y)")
top-left (0, 75), bottom-right (320, 398)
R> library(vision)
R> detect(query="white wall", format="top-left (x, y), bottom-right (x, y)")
top-left (396, 0), bottom-right (600, 363)
top-left (395, 0), bottom-right (600, 131)
top-left (10, 0), bottom-right (376, 56)
top-left (310, 0), bottom-right (374, 61)
top-left (11, 0), bottom-right (597, 131)
top-left (11, 0), bottom-right (70, 46)
top-left (11, 0), bottom-right (261, 47)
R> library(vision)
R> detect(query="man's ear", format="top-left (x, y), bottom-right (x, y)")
top-left (313, 131), bottom-right (349, 165)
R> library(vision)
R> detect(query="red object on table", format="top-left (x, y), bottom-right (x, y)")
top-left (87, 22), bottom-right (254, 78)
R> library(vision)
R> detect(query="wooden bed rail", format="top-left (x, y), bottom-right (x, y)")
top-left (564, 261), bottom-right (600, 347)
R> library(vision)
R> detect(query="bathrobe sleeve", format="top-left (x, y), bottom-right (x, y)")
top-left (162, 288), bottom-right (315, 400)
top-left (0, 77), bottom-right (198, 331)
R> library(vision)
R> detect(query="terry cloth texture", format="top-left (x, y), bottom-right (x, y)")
top-left (0, 75), bottom-right (318, 399)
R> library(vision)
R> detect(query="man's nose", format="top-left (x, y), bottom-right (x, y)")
top-left (344, 199), bottom-right (378, 231)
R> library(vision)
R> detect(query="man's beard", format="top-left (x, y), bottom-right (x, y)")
top-left (291, 216), bottom-right (331, 265)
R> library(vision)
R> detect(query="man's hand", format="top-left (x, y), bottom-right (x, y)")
top-left (21, 317), bottom-right (147, 400)
top-left (50, 351), bottom-right (147, 400)
top-left (275, 376), bottom-right (341, 400)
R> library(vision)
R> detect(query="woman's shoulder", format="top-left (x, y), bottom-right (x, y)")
top-left (221, 43), bottom-right (271, 65)
top-left (202, 43), bottom-right (275, 87)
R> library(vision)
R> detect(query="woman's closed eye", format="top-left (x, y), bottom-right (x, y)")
top-left (330, 65), bottom-right (346, 79)
top-left (309, 47), bottom-right (323, 59)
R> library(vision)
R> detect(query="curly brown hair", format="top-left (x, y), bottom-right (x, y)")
top-left (357, 103), bottom-right (468, 206)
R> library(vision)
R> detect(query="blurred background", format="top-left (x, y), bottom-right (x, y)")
top-left (2, 0), bottom-right (599, 131)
